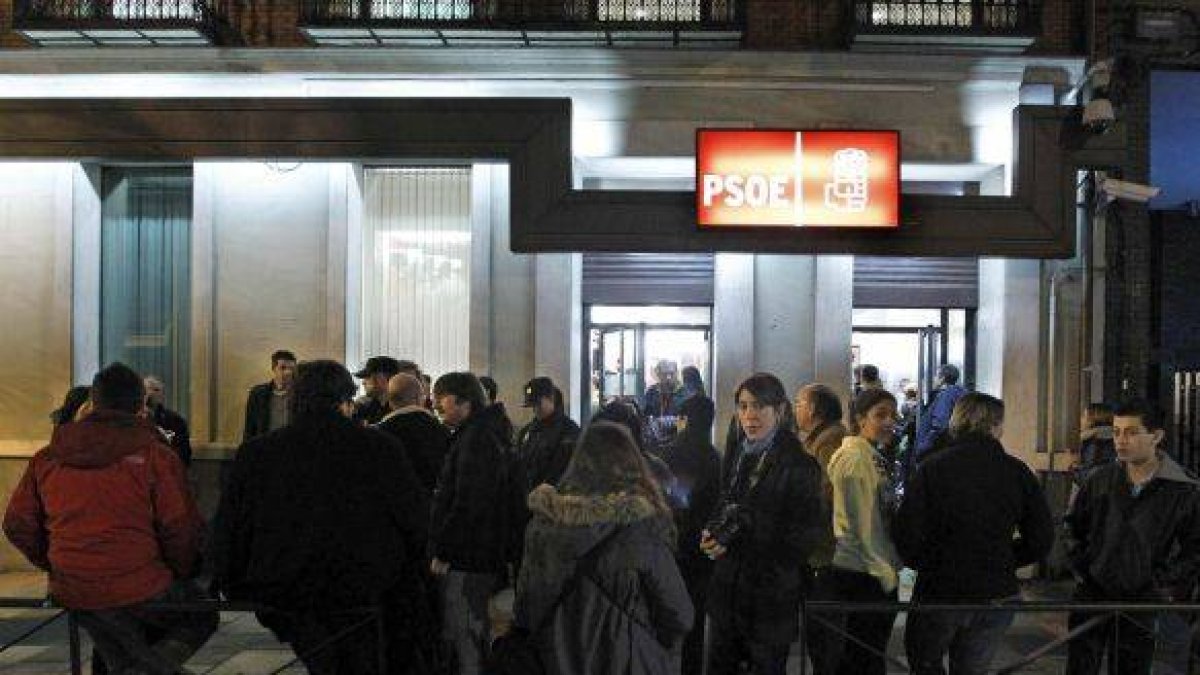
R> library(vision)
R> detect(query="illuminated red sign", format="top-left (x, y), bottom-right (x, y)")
top-left (696, 130), bottom-right (901, 228)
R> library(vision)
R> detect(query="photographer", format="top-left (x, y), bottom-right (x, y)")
top-left (701, 373), bottom-right (825, 675)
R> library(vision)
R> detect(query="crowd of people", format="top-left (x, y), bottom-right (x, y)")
top-left (3, 352), bottom-right (1200, 675)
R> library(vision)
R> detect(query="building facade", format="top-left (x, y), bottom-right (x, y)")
top-left (2, 0), bottom-right (1193, 572)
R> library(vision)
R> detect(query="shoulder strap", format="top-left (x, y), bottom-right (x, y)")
top-left (532, 525), bottom-right (626, 634)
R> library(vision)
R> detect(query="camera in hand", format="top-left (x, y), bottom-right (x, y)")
top-left (706, 503), bottom-right (750, 549)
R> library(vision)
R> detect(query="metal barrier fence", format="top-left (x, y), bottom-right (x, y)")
top-left (0, 597), bottom-right (386, 675)
top-left (800, 599), bottom-right (1200, 675)
top-left (1, 595), bottom-right (1196, 673)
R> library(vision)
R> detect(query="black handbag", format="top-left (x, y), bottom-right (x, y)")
top-left (490, 526), bottom-right (626, 675)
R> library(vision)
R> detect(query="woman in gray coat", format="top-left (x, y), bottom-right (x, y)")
top-left (513, 421), bottom-right (694, 675)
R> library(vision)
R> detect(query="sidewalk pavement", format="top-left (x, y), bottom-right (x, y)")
top-left (0, 572), bottom-right (1191, 674)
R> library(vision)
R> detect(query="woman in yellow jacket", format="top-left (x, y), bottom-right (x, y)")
top-left (808, 387), bottom-right (902, 675)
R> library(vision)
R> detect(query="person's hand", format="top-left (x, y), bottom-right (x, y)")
top-left (430, 558), bottom-right (450, 577)
top-left (699, 530), bottom-right (727, 560)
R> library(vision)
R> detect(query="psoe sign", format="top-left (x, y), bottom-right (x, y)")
top-left (696, 129), bottom-right (901, 228)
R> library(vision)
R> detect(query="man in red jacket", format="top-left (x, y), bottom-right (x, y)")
top-left (4, 362), bottom-right (216, 674)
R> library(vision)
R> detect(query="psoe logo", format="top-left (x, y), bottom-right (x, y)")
top-left (824, 148), bottom-right (870, 212)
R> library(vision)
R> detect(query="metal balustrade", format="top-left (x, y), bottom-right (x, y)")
top-left (299, 0), bottom-right (744, 35)
top-left (13, 0), bottom-right (229, 46)
top-left (853, 0), bottom-right (1037, 34)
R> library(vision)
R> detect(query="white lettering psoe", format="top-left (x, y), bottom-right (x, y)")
top-left (700, 174), bottom-right (792, 209)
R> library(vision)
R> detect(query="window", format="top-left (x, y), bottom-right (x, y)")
top-left (859, 0), bottom-right (1027, 31)
top-left (360, 167), bottom-right (472, 379)
top-left (598, 0), bottom-right (702, 22)
top-left (369, 0), bottom-right (471, 20)
top-left (100, 167), bottom-right (192, 415)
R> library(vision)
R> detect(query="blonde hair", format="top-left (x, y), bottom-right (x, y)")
top-left (949, 392), bottom-right (1005, 439)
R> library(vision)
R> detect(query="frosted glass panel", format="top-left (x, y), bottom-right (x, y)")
top-left (361, 168), bottom-right (471, 380)
top-left (100, 167), bottom-right (192, 415)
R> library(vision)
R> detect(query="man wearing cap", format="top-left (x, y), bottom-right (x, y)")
top-left (516, 377), bottom-right (581, 493)
top-left (353, 356), bottom-right (402, 426)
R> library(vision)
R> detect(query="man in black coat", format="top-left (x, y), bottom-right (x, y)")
top-left (1064, 398), bottom-right (1200, 675)
top-left (430, 372), bottom-right (515, 675)
top-left (376, 372), bottom-right (450, 494)
top-left (143, 375), bottom-right (192, 467)
top-left (353, 356), bottom-right (404, 426)
top-left (241, 350), bottom-right (297, 442)
top-left (213, 360), bottom-right (431, 675)
top-left (516, 377), bottom-right (580, 491)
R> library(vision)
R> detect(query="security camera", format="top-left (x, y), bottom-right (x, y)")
top-left (1082, 98), bottom-right (1115, 134)
top-left (1099, 176), bottom-right (1161, 203)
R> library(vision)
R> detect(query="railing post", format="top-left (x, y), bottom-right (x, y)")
top-left (67, 612), bottom-right (83, 675)
top-left (798, 598), bottom-right (808, 675)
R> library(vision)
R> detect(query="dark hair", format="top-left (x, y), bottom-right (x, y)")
top-left (91, 363), bottom-right (146, 414)
top-left (593, 401), bottom-right (646, 452)
top-left (292, 360), bottom-right (356, 417)
top-left (734, 373), bottom-right (795, 433)
top-left (479, 376), bottom-right (499, 403)
top-left (682, 366), bottom-right (705, 395)
top-left (51, 385), bottom-right (91, 426)
top-left (552, 386), bottom-right (565, 414)
top-left (861, 365), bottom-right (880, 383)
top-left (1113, 398), bottom-right (1165, 432)
top-left (734, 372), bottom-right (788, 410)
top-left (397, 359), bottom-right (422, 376)
top-left (938, 363), bottom-right (961, 385)
top-left (560, 421), bottom-right (672, 519)
top-left (850, 388), bottom-right (898, 434)
top-left (802, 384), bottom-right (843, 425)
top-left (433, 372), bottom-right (487, 416)
top-left (1084, 402), bottom-right (1114, 428)
top-left (271, 350), bottom-right (297, 367)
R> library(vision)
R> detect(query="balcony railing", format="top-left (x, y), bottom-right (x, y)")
top-left (853, 0), bottom-right (1038, 51)
top-left (300, 0), bottom-right (744, 47)
top-left (14, 0), bottom-right (229, 45)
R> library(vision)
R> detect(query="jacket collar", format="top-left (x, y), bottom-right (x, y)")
top-left (1152, 452), bottom-right (1200, 486)
top-left (379, 405), bottom-right (436, 425)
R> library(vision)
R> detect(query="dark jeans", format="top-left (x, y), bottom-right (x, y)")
top-left (1066, 604), bottom-right (1156, 675)
top-left (806, 567), bottom-right (897, 675)
top-left (707, 618), bottom-right (789, 675)
top-left (74, 580), bottom-right (218, 675)
top-left (904, 602), bottom-right (1015, 675)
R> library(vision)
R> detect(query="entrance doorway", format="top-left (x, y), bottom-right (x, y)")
top-left (584, 305), bottom-right (712, 422)
top-left (851, 308), bottom-right (975, 403)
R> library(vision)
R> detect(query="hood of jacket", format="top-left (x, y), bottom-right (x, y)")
top-left (528, 484), bottom-right (660, 527)
top-left (43, 410), bottom-right (165, 468)
top-left (1156, 452), bottom-right (1200, 487)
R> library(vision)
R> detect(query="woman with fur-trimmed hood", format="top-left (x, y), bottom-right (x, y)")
top-left (513, 421), bottom-right (694, 675)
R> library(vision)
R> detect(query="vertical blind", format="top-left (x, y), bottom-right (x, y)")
top-left (100, 167), bottom-right (192, 414)
top-left (361, 167), bottom-right (472, 380)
